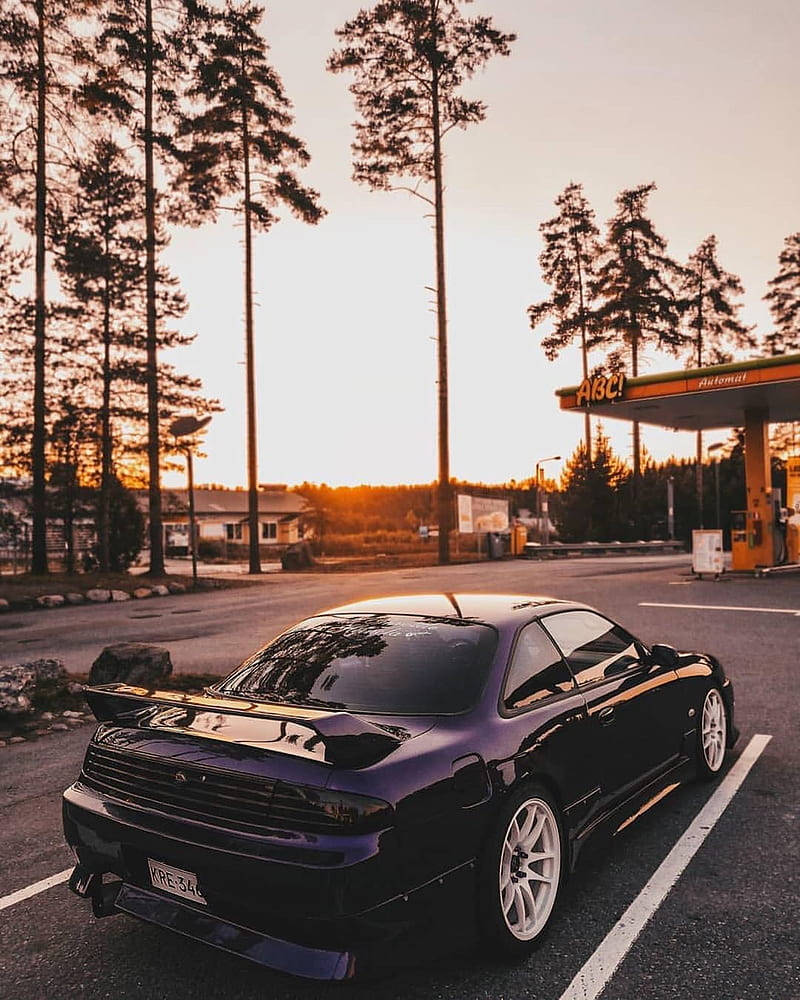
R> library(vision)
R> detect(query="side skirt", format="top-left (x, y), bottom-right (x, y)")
top-left (569, 756), bottom-right (694, 869)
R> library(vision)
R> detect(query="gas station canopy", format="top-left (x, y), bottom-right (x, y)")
top-left (556, 353), bottom-right (800, 431)
top-left (555, 353), bottom-right (800, 573)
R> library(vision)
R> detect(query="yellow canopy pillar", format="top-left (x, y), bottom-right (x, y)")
top-left (734, 408), bottom-right (773, 571)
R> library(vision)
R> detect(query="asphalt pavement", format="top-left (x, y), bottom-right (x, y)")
top-left (1, 555), bottom-right (798, 999)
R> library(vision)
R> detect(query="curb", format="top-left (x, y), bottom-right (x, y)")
top-left (0, 579), bottom-right (222, 615)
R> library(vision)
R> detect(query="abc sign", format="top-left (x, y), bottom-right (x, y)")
top-left (576, 372), bottom-right (626, 407)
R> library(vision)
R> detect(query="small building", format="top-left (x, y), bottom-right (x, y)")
top-left (150, 486), bottom-right (310, 555)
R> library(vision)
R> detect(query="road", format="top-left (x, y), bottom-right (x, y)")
top-left (1, 555), bottom-right (798, 999)
top-left (3, 552), bottom-right (789, 677)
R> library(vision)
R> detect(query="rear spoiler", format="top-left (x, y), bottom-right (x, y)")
top-left (83, 683), bottom-right (404, 769)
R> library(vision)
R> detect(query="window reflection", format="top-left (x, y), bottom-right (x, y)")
top-left (503, 622), bottom-right (574, 710)
top-left (218, 614), bottom-right (498, 715)
top-left (542, 611), bottom-right (642, 687)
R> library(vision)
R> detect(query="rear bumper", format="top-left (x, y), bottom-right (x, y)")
top-left (63, 782), bottom-right (477, 979)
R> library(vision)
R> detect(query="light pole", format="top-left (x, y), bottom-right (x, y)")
top-left (169, 415), bottom-right (212, 585)
top-left (535, 455), bottom-right (560, 545)
top-left (708, 442), bottom-right (725, 532)
top-left (667, 476), bottom-right (675, 540)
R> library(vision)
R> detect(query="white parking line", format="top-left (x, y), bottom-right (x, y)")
top-left (0, 868), bottom-right (73, 913)
top-left (640, 601), bottom-right (800, 616)
top-left (559, 733), bottom-right (772, 1000)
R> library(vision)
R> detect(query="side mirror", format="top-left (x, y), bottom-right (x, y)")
top-left (649, 643), bottom-right (680, 670)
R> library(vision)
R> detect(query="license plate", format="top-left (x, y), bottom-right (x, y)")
top-left (147, 859), bottom-right (206, 905)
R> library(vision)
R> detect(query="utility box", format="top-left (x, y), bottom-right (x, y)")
top-left (692, 530), bottom-right (724, 577)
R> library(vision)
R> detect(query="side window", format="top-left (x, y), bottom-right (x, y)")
top-left (542, 611), bottom-right (643, 687)
top-left (503, 622), bottom-right (575, 711)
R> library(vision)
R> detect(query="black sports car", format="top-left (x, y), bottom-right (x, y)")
top-left (63, 593), bottom-right (737, 979)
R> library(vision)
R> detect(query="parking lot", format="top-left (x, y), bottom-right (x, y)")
top-left (1, 556), bottom-right (798, 999)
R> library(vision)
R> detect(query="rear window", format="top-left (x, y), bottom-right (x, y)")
top-left (216, 614), bottom-right (498, 715)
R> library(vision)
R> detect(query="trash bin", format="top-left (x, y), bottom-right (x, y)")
top-left (487, 532), bottom-right (508, 559)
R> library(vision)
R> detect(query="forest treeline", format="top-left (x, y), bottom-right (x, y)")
top-left (296, 422), bottom-right (793, 547)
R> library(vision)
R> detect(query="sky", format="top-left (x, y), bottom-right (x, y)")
top-left (161, 0), bottom-right (800, 489)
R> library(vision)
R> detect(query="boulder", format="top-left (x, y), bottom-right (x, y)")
top-left (65, 593), bottom-right (85, 605)
top-left (133, 587), bottom-right (153, 600)
top-left (0, 658), bottom-right (69, 718)
top-left (151, 585), bottom-right (170, 597)
top-left (167, 582), bottom-right (186, 595)
top-left (110, 589), bottom-right (131, 602)
top-left (36, 594), bottom-right (65, 609)
top-left (86, 589), bottom-right (111, 603)
top-left (89, 642), bottom-right (173, 687)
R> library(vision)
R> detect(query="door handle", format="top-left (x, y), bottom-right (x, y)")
top-left (598, 706), bottom-right (616, 726)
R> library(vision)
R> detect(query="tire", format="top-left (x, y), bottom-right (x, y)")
top-left (696, 686), bottom-right (728, 780)
top-left (477, 782), bottom-right (564, 958)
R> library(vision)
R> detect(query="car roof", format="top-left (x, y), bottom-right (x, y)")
top-left (318, 593), bottom-right (590, 630)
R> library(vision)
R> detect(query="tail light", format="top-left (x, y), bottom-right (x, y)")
top-left (274, 782), bottom-right (393, 833)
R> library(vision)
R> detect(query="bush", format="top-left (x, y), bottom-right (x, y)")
top-left (197, 539), bottom-right (227, 561)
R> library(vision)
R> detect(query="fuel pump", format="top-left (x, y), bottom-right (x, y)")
top-left (771, 488), bottom-right (788, 565)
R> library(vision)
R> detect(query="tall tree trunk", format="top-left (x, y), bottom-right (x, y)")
top-left (242, 96), bottom-right (261, 574)
top-left (430, 18), bottom-right (450, 566)
top-left (696, 430), bottom-right (704, 529)
top-left (695, 285), bottom-right (704, 528)
top-left (631, 325), bottom-right (641, 530)
top-left (31, 0), bottom-right (48, 574)
top-left (64, 473), bottom-right (75, 575)
top-left (99, 259), bottom-right (112, 572)
top-left (144, 0), bottom-right (165, 576)
top-left (573, 231), bottom-right (591, 459)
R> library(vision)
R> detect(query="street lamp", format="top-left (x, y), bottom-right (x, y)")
top-left (708, 442), bottom-right (725, 532)
top-left (169, 415), bottom-right (212, 585)
top-left (535, 455), bottom-right (561, 545)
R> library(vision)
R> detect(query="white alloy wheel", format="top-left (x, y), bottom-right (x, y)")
top-left (498, 796), bottom-right (561, 941)
top-left (701, 687), bottom-right (727, 773)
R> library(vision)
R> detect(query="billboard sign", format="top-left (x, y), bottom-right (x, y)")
top-left (457, 494), bottom-right (509, 533)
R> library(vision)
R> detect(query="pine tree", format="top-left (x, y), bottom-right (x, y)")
top-left (594, 183), bottom-right (683, 523)
top-left (179, 0), bottom-right (324, 574)
top-left (51, 136), bottom-right (220, 567)
top-left (329, 0), bottom-right (515, 565)
top-left (0, 226), bottom-right (32, 479)
top-left (676, 234), bottom-right (755, 525)
top-left (764, 232), bottom-right (800, 354)
top-left (53, 138), bottom-right (148, 568)
top-left (528, 182), bottom-right (603, 457)
top-left (556, 426), bottom-right (628, 542)
top-left (82, 0), bottom-right (210, 575)
top-left (0, 0), bottom-right (86, 572)
top-left (679, 235), bottom-right (754, 368)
